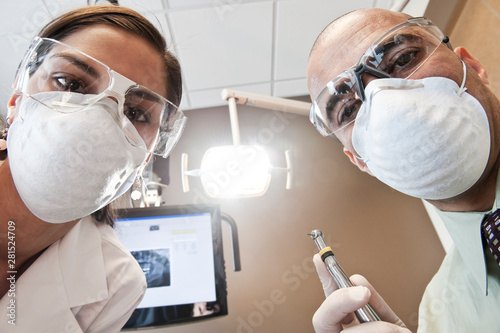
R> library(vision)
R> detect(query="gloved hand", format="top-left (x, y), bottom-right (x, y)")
top-left (312, 254), bottom-right (411, 333)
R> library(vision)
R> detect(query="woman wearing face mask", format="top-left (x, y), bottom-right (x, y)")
top-left (0, 5), bottom-right (186, 332)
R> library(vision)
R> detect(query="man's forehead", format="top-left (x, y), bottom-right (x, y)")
top-left (307, 9), bottom-right (408, 97)
top-left (319, 9), bottom-right (409, 55)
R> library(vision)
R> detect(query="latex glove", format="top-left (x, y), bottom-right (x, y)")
top-left (312, 254), bottom-right (411, 333)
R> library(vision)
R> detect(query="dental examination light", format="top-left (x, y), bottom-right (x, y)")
top-left (181, 89), bottom-right (310, 198)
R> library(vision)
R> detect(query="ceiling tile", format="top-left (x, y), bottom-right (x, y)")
top-left (43, 1), bottom-right (89, 17)
top-left (168, 2), bottom-right (274, 91)
top-left (273, 0), bottom-right (376, 82)
top-left (119, 0), bottom-right (165, 11)
top-left (167, 0), bottom-right (274, 9)
top-left (374, 0), bottom-right (397, 10)
top-left (0, 2), bottom-right (50, 36)
top-left (273, 78), bottom-right (308, 98)
top-left (40, 0), bottom-right (165, 17)
top-left (167, 0), bottom-right (215, 8)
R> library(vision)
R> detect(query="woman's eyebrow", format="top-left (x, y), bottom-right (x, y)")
top-left (127, 89), bottom-right (162, 103)
top-left (51, 53), bottom-right (100, 79)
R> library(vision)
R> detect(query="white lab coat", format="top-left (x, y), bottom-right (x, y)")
top-left (0, 215), bottom-right (147, 333)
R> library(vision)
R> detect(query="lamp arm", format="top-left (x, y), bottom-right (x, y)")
top-left (228, 97), bottom-right (241, 146)
top-left (221, 89), bottom-right (310, 116)
top-left (181, 153), bottom-right (202, 192)
top-left (285, 149), bottom-right (292, 190)
top-left (268, 150), bottom-right (293, 190)
top-left (181, 153), bottom-right (190, 192)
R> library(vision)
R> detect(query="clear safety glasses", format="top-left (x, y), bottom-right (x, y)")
top-left (309, 17), bottom-right (451, 141)
top-left (13, 36), bottom-right (187, 157)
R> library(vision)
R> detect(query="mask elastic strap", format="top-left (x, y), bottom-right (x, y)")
top-left (353, 153), bottom-right (368, 164)
top-left (457, 60), bottom-right (467, 96)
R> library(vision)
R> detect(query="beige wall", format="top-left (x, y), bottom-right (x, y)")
top-left (447, 0), bottom-right (500, 95)
top-left (132, 102), bottom-right (445, 333)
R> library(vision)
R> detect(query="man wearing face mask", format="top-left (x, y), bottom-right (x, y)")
top-left (0, 5), bottom-right (186, 332)
top-left (307, 8), bottom-right (500, 333)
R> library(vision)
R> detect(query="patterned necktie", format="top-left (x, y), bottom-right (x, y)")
top-left (482, 209), bottom-right (500, 266)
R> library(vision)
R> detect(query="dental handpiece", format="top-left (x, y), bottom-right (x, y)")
top-left (308, 229), bottom-right (380, 323)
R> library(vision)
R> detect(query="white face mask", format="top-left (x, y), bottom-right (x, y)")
top-left (7, 91), bottom-right (148, 223)
top-left (352, 64), bottom-right (491, 200)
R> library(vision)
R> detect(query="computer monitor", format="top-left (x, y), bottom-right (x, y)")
top-left (114, 204), bottom-right (228, 329)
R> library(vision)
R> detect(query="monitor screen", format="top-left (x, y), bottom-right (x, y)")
top-left (114, 204), bottom-right (228, 329)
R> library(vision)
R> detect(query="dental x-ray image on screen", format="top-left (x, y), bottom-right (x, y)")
top-left (114, 205), bottom-right (228, 329)
top-left (131, 248), bottom-right (171, 288)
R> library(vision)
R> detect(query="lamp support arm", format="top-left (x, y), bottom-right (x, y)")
top-left (222, 89), bottom-right (310, 116)
top-left (228, 97), bottom-right (241, 146)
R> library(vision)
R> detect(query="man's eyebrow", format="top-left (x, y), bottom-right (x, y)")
top-left (374, 33), bottom-right (424, 55)
top-left (325, 93), bottom-right (343, 122)
top-left (51, 53), bottom-right (100, 79)
top-left (324, 80), bottom-right (353, 122)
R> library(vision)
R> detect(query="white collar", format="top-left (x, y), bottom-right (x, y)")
top-left (435, 169), bottom-right (500, 294)
top-left (57, 216), bottom-right (109, 307)
top-left (0, 216), bottom-right (108, 331)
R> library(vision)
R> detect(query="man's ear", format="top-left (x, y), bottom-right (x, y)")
top-left (7, 94), bottom-right (21, 124)
top-left (455, 46), bottom-right (489, 86)
top-left (343, 147), bottom-right (372, 175)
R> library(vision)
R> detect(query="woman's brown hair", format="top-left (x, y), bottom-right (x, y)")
top-left (38, 5), bottom-right (182, 106)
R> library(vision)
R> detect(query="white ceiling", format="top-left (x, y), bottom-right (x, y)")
top-left (0, 0), bottom-right (429, 115)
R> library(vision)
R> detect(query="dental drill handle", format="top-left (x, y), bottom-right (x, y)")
top-left (319, 247), bottom-right (380, 323)
top-left (309, 230), bottom-right (380, 323)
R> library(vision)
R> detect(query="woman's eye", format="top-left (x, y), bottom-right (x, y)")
top-left (53, 75), bottom-right (86, 93)
top-left (124, 105), bottom-right (149, 124)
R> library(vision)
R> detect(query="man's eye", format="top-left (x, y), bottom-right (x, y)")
top-left (339, 99), bottom-right (361, 125)
top-left (378, 48), bottom-right (420, 78)
top-left (394, 51), bottom-right (416, 68)
top-left (53, 75), bottom-right (86, 93)
top-left (324, 81), bottom-right (355, 121)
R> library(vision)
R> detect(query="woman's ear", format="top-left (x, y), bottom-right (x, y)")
top-left (7, 94), bottom-right (21, 124)
top-left (343, 147), bottom-right (372, 175)
top-left (137, 153), bottom-right (152, 176)
top-left (455, 46), bottom-right (489, 86)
